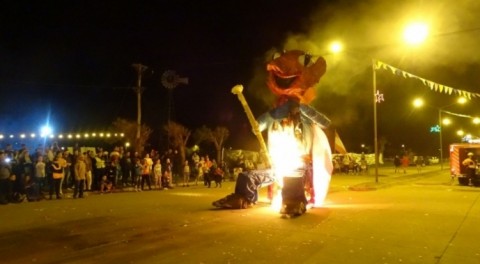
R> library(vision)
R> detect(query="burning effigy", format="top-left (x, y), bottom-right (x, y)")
top-left (212, 50), bottom-right (332, 217)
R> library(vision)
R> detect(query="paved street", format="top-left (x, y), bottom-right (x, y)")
top-left (1, 164), bottom-right (479, 264)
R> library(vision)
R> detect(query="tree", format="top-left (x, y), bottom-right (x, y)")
top-left (163, 121), bottom-right (191, 170)
top-left (193, 126), bottom-right (229, 164)
top-left (112, 118), bottom-right (152, 155)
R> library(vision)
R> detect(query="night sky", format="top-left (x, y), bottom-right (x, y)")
top-left (1, 0), bottom-right (480, 155)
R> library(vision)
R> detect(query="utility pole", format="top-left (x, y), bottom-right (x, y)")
top-left (132, 63), bottom-right (148, 154)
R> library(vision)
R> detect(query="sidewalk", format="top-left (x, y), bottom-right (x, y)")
top-left (329, 163), bottom-right (464, 192)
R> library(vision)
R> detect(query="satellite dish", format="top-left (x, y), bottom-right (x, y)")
top-left (161, 70), bottom-right (188, 89)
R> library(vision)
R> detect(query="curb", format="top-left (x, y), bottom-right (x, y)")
top-left (347, 170), bottom-right (444, 191)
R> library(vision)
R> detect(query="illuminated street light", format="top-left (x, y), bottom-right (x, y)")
top-left (457, 130), bottom-right (465, 136)
top-left (329, 41), bottom-right (343, 54)
top-left (413, 97), bottom-right (467, 170)
top-left (404, 22), bottom-right (429, 45)
top-left (40, 125), bottom-right (53, 137)
top-left (473, 117), bottom-right (480, 124)
top-left (457, 97), bottom-right (468, 104)
top-left (371, 22), bottom-right (429, 182)
top-left (412, 98), bottom-right (424, 108)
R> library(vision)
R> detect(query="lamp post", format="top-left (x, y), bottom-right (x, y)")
top-left (438, 109), bottom-right (444, 170)
top-left (372, 59), bottom-right (379, 183)
top-left (414, 97), bottom-right (467, 170)
top-left (438, 98), bottom-right (467, 169)
top-left (341, 22), bottom-right (429, 183)
top-left (372, 22), bottom-right (429, 182)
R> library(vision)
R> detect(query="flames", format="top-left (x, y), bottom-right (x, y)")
top-left (268, 120), bottom-right (306, 211)
top-left (266, 120), bottom-right (333, 211)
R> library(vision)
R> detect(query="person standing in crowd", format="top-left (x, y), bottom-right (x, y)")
top-left (191, 152), bottom-right (199, 184)
top-left (144, 153), bottom-right (154, 187)
top-left (50, 153), bottom-right (64, 200)
top-left (46, 147), bottom-right (54, 163)
top-left (105, 157), bottom-right (117, 191)
top-left (131, 152), bottom-right (140, 186)
top-left (62, 150), bottom-right (72, 190)
top-left (133, 158), bottom-right (142, 192)
top-left (73, 154), bottom-right (87, 199)
top-left (196, 156), bottom-right (205, 186)
top-left (415, 156), bottom-right (424, 173)
top-left (70, 150), bottom-right (79, 189)
top-left (94, 152), bottom-right (106, 191)
top-left (462, 152), bottom-right (477, 183)
top-left (162, 158), bottom-right (172, 189)
top-left (54, 151), bottom-right (67, 196)
top-left (153, 159), bottom-right (162, 190)
top-left (182, 160), bottom-right (190, 187)
top-left (34, 155), bottom-right (46, 199)
top-left (120, 151), bottom-right (132, 187)
top-left (18, 146), bottom-right (33, 192)
top-left (141, 158), bottom-right (152, 191)
top-left (12, 147), bottom-right (26, 198)
top-left (0, 151), bottom-right (15, 204)
top-left (84, 151), bottom-right (93, 191)
top-left (203, 156), bottom-right (213, 187)
top-left (394, 155), bottom-right (401, 173)
top-left (191, 152), bottom-right (200, 167)
top-left (401, 154), bottom-right (409, 174)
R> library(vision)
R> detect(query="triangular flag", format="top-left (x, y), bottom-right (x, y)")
top-left (447, 87), bottom-right (453, 95)
top-left (334, 131), bottom-right (348, 154)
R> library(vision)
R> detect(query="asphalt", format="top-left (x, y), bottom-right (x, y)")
top-left (3, 163), bottom-right (480, 264)
top-left (328, 163), bottom-right (468, 192)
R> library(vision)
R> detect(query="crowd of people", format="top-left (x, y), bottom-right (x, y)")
top-left (0, 142), bottom-right (227, 205)
top-left (332, 153), bottom-right (369, 175)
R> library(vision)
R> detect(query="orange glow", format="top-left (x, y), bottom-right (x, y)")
top-left (268, 121), bottom-right (306, 210)
top-left (270, 189), bottom-right (283, 211)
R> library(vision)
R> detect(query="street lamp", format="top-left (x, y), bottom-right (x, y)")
top-left (413, 97), bottom-right (467, 170)
top-left (438, 98), bottom-right (467, 170)
top-left (403, 22), bottom-right (429, 45)
top-left (329, 41), bottom-right (343, 54)
top-left (370, 22), bottom-right (431, 182)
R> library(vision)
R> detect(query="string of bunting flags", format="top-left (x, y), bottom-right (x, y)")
top-left (373, 60), bottom-right (480, 99)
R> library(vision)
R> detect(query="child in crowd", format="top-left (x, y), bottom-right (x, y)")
top-left (134, 158), bottom-right (142, 192)
top-left (183, 160), bottom-right (190, 187)
top-left (153, 159), bottom-right (162, 190)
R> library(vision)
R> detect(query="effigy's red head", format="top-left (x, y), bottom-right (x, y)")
top-left (266, 50), bottom-right (326, 105)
